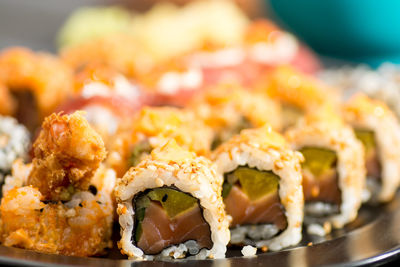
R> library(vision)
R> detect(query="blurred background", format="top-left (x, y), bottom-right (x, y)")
top-left (0, 0), bottom-right (265, 52)
top-left (2, 0), bottom-right (400, 67)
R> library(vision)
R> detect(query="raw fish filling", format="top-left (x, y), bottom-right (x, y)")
top-left (222, 167), bottom-right (287, 230)
top-left (354, 129), bottom-right (381, 179)
top-left (300, 147), bottom-right (341, 205)
top-left (133, 187), bottom-right (212, 255)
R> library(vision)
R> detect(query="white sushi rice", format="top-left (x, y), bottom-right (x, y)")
top-left (0, 116), bottom-right (30, 181)
top-left (241, 245), bottom-right (257, 257)
top-left (143, 240), bottom-right (207, 261)
top-left (304, 202), bottom-right (339, 217)
top-left (230, 224), bottom-right (280, 245)
top-left (307, 224), bottom-right (327, 237)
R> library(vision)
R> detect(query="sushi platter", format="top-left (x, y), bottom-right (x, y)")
top-left (1, 1), bottom-right (400, 266)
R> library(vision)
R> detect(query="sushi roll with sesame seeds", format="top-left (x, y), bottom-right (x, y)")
top-left (115, 140), bottom-right (230, 260)
top-left (107, 106), bottom-right (213, 177)
top-left (285, 107), bottom-right (366, 230)
top-left (0, 112), bottom-right (115, 256)
top-left (190, 83), bottom-right (281, 149)
top-left (0, 115), bottom-right (30, 182)
top-left (343, 94), bottom-right (400, 202)
top-left (258, 65), bottom-right (338, 130)
top-left (211, 125), bottom-right (304, 251)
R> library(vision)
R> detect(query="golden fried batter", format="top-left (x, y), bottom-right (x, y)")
top-left (27, 112), bottom-right (106, 201)
top-left (0, 47), bottom-right (74, 129)
top-left (0, 185), bottom-right (113, 256)
top-left (0, 83), bottom-right (16, 116)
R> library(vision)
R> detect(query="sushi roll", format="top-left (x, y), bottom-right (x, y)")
top-left (343, 94), bottom-right (400, 202)
top-left (212, 126), bottom-right (304, 251)
top-left (107, 106), bottom-right (213, 177)
top-left (115, 140), bottom-right (230, 260)
top-left (0, 113), bottom-right (115, 256)
top-left (259, 65), bottom-right (338, 129)
top-left (190, 83), bottom-right (281, 149)
top-left (285, 108), bottom-right (365, 229)
top-left (0, 166), bottom-right (115, 256)
top-left (0, 115), bottom-right (30, 182)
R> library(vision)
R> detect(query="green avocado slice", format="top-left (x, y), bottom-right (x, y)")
top-left (300, 147), bottom-right (337, 178)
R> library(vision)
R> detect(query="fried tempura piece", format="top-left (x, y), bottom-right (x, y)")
top-left (0, 47), bottom-right (73, 129)
top-left (0, 83), bottom-right (16, 116)
top-left (0, 184), bottom-right (113, 256)
top-left (27, 112), bottom-right (106, 201)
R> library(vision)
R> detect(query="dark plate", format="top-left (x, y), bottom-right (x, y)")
top-left (1, 195), bottom-right (400, 267)
top-left (1, 1), bottom-right (400, 266)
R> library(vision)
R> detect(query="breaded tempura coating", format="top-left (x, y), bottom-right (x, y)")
top-left (27, 112), bottom-right (106, 201)
top-left (0, 47), bottom-right (74, 118)
top-left (0, 83), bottom-right (16, 116)
top-left (0, 185), bottom-right (113, 256)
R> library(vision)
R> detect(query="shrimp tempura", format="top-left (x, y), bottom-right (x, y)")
top-left (27, 112), bottom-right (106, 201)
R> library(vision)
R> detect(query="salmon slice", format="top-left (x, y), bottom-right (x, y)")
top-left (224, 185), bottom-right (287, 229)
top-left (302, 168), bottom-right (341, 205)
top-left (136, 201), bottom-right (212, 255)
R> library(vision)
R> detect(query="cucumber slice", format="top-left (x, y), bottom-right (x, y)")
top-left (129, 140), bottom-right (152, 167)
top-left (147, 188), bottom-right (197, 219)
top-left (354, 129), bottom-right (376, 154)
top-left (300, 147), bottom-right (337, 178)
top-left (228, 167), bottom-right (280, 201)
top-left (222, 182), bottom-right (232, 198)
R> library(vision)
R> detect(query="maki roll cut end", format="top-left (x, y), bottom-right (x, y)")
top-left (212, 125), bottom-right (304, 251)
top-left (343, 93), bottom-right (400, 202)
top-left (115, 139), bottom-right (230, 260)
top-left (285, 109), bottom-right (366, 229)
